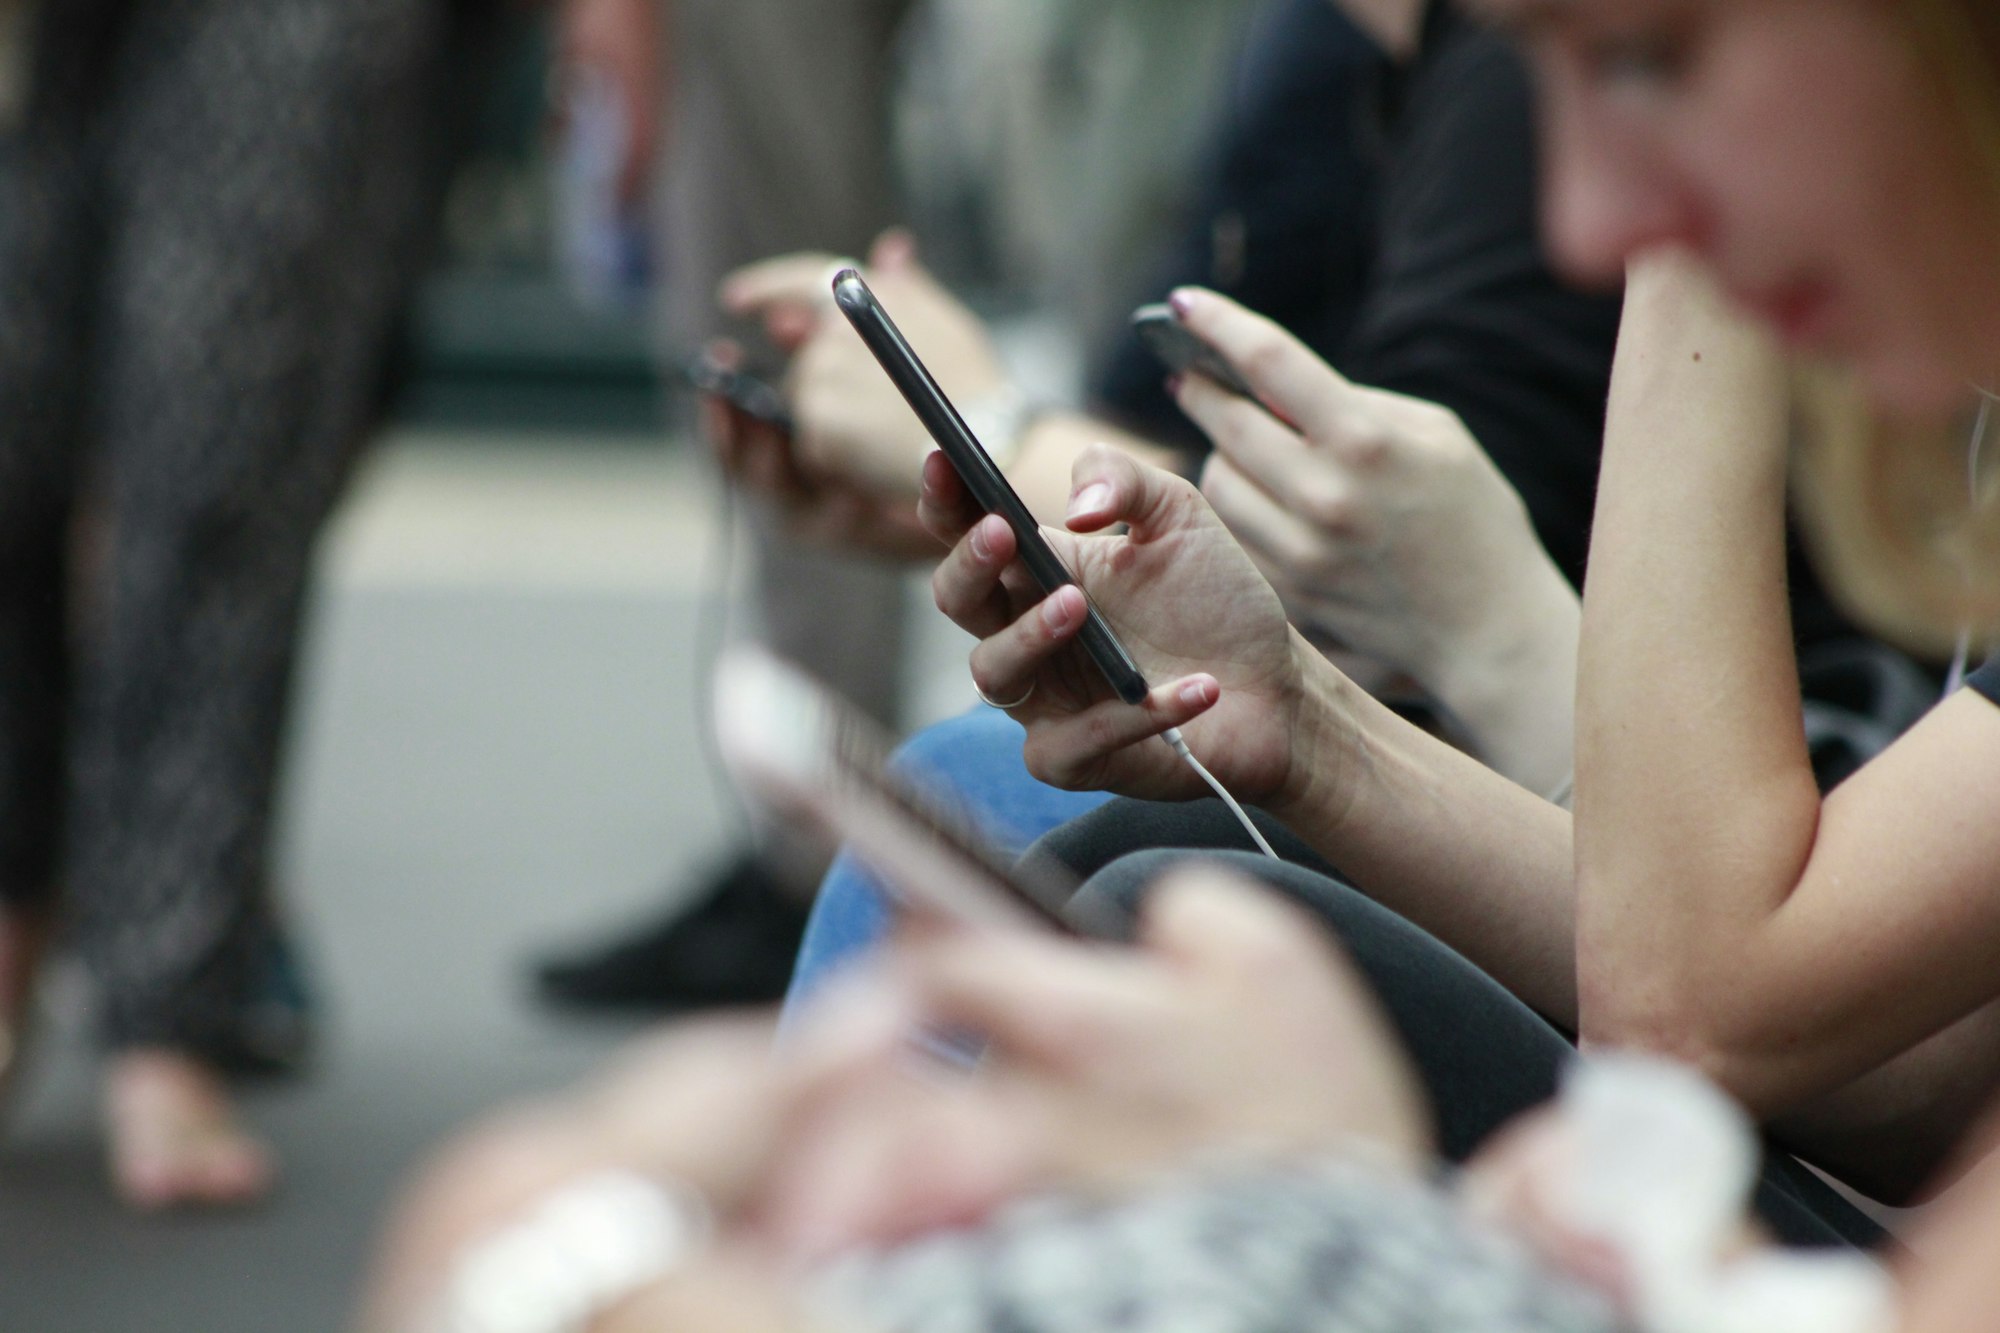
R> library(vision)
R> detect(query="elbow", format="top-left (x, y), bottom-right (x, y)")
top-left (1576, 983), bottom-right (1723, 1075)
top-left (1576, 961), bottom-right (1781, 1113)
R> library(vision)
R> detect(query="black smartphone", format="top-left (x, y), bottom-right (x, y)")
top-left (716, 649), bottom-right (1123, 939)
top-left (831, 268), bottom-right (1151, 706)
top-left (1131, 303), bottom-right (1258, 399)
top-left (680, 353), bottom-right (796, 435)
top-left (1136, 302), bottom-right (1288, 422)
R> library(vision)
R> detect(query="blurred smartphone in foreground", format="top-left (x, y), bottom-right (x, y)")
top-left (715, 650), bottom-right (1121, 939)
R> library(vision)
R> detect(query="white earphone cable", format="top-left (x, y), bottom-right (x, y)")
top-left (1160, 726), bottom-right (1280, 859)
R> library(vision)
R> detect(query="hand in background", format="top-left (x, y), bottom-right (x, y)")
top-left (700, 339), bottom-right (939, 559)
top-left (1170, 287), bottom-right (1580, 796)
top-left (722, 231), bottom-right (1012, 497)
top-left (916, 442), bottom-right (1334, 806)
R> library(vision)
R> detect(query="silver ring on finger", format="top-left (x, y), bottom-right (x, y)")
top-left (975, 678), bottom-right (1037, 711)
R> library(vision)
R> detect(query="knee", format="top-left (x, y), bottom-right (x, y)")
top-left (1068, 848), bottom-right (1288, 941)
top-left (891, 708), bottom-right (1023, 779)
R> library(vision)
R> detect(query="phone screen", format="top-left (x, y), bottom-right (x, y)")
top-left (830, 269), bottom-right (1151, 706)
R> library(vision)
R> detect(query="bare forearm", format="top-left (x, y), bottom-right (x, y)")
top-left (1428, 562), bottom-right (1581, 802)
top-left (1573, 255), bottom-right (1820, 1050)
top-left (1271, 648), bottom-right (1580, 1025)
top-left (1567, 258), bottom-right (2000, 1121)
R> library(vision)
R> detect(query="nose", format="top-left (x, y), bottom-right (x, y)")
top-left (1539, 98), bottom-right (1709, 288)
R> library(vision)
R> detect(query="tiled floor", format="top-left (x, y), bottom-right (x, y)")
top-left (0, 431), bottom-right (894, 1331)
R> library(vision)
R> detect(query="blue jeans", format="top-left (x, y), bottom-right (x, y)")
top-left (780, 707), bottom-right (1112, 1025)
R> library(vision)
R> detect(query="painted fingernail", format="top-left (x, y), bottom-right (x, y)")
top-left (1043, 588), bottom-right (1081, 633)
top-left (1168, 288), bottom-right (1197, 319)
top-left (1179, 677), bottom-right (1217, 708)
top-left (1068, 482), bottom-right (1114, 522)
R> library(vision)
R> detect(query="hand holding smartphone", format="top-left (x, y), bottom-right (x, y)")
top-left (1131, 303), bottom-right (1259, 400)
top-left (831, 268), bottom-right (1152, 706)
top-left (680, 352), bottom-right (795, 435)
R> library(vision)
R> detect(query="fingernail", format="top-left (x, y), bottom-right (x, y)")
top-left (1168, 288), bottom-right (1198, 319)
top-left (1179, 677), bottom-right (1217, 708)
top-left (1042, 588), bottom-right (1080, 632)
top-left (1068, 482), bottom-right (1114, 522)
top-left (969, 521), bottom-right (993, 561)
top-left (1164, 373), bottom-right (1184, 397)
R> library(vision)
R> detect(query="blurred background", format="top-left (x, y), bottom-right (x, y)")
top-left (0, 1), bottom-right (1252, 1325)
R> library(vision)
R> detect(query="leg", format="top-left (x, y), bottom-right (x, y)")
top-left (659, 0), bottom-right (921, 724)
top-left (1074, 844), bottom-right (1882, 1250)
top-left (0, 0), bottom-right (121, 1077)
top-left (749, 508), bottom-right (911, 729)
top-left (1021, 792), bottom-right (1339, 887)
top-left (782, 706), bottom-right (1113, 1025)
top-left (72, 0), bottom-right (453, 1204)
top-left (539, 0), bottom-right (925, 1013)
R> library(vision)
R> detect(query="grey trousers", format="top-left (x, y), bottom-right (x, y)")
top-left (0, 0), bottom-right (457, 1062)
top-left (655, 0), bottom-right (918, 728)
top-left (1032, 799), bottom-right (1885, 1253)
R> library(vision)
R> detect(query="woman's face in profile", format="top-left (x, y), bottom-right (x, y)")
top-left (1476, 0), bottom-right (2000, 413)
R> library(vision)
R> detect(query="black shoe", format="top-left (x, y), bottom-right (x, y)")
top-left (533, 854), bottom-right (810, 1013)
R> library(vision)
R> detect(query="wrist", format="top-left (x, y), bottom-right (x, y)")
top-left (424, 1170), bottom-right (715, 1333)
top-left (1424, 564), bottom-right (1580, 798)
top-left (1263, 632), bottom-right (1371, 845)
top-left (957, 383), bottom-right (1042, 472)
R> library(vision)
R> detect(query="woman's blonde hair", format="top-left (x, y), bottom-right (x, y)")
top-left (1789, 0), bottom-right (2000, 657)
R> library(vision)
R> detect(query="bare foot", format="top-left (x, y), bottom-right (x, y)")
top-left (104, 1049), bottom-right (275, 1210)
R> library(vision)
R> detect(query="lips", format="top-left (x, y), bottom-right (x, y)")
top-left (1734, 276), bottom-right (1841, 347)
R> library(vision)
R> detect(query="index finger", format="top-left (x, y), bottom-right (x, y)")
top-left (1175, 371), bottom-right (1335, 510)
top-left (1168, 287), bottom-right (1360, 443)
top-left (915, 449), bottom-right (984, 546)
top-left (720, 252), bottom-right (852, 315)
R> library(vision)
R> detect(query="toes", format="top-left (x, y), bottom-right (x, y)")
top-left (106, 1051), bottom-right (277, 1210)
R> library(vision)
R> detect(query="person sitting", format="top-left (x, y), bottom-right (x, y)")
top-left (914, 0), bottom-right (2000, 1223)
top-left (735, 0), bottom-right (1927, 1025)
top-left (367, 0), bottom-right (2000, 1325)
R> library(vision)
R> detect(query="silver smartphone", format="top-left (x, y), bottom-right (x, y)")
top-left (715, 649), bottom-right (1121, 939)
